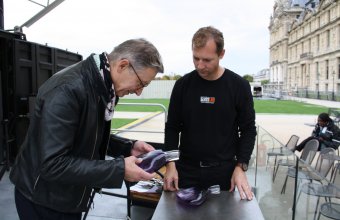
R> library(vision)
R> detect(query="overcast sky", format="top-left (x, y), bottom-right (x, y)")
top-left (4, 0), bottom-right (275, 76)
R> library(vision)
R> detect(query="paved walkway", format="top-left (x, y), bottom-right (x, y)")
top-left (112, 112), bottom-right (315, 146)
top-left (285, 96), bottom-right (340, 108)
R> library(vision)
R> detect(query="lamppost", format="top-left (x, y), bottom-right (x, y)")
top-left (332, 71), bottom-right (335, 101)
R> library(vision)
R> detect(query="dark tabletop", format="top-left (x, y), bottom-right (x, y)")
top-left (152, 191), bottom-right (264, 220)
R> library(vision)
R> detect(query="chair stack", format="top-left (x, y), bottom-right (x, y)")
top-left (315, 163), bottom-right (340, 219)
top-left (285, 145), bottom-right (340, 219)
top-left (267, 135), bottom-right (300, 182)
top-left (280, 139), bottom-right (319, 194)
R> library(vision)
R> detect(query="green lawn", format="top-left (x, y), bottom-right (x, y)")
top-left (116, 99), bottom-right (170, 112)
top-left (253, 100), bottom-right (329, 114)
top-left (117, 98), bottom-right (331, 115)
top-left (111, 118), bottom-right (137, 129)
top-left (111, 99), bottom-right (335, 129)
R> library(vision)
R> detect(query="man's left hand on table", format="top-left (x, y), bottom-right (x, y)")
top-left (229, 166), bottom-right (254, 201)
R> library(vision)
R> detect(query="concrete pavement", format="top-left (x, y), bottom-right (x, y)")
top-left (285, 96), bottom-right (340, 108)
top-left (1, 98), bottom-right (339, 220)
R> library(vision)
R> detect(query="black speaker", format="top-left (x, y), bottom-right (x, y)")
top-left (0, 0), bottom-right (3, 30)
top-left (0, 69), bottom-right (3, 163)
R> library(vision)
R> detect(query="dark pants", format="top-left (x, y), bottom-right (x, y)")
top-left (295, 136), bottom-right (321, 152)
top-left (176, 160), bottom-right (236, 191)
top-left (15, 188), bottom-right (82, 220)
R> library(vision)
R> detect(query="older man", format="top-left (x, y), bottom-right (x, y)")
top-left (10, 38), bottom-right (163, 220)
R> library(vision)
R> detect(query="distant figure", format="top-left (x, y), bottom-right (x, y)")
top-left (296, 112), bottom-right (340, 152)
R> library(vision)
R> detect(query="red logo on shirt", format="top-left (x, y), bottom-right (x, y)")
top-left (200, 96), bottom-right (215, 104)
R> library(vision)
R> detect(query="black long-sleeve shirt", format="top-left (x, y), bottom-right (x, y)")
top-left (164, 69), bottom-right (256, 163)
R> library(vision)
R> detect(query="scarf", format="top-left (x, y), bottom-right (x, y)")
top-left (98, 52), bottom-right (118, 121)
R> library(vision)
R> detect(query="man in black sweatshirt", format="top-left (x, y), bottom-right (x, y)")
top-left (163, 26), bottom-right (256, 201)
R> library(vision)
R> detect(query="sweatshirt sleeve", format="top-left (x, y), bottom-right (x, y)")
top-left (235, 81), bottom-right (257, 163)
top-left (164, 79), bottom-right (183, 151)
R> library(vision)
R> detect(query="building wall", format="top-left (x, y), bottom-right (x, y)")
top-left (269, 1), bottom-right (304, 90)
top-left (269, 0), bottom-right (340, 94)
top-left (287, 0), bottom-right (340, 93)
top-left (253, 68), bottom-right (270, 82)
top-left (124, 80), bottom-right (176, 99)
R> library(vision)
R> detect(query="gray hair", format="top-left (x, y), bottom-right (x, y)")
top-left (108, 38), bottom-right (164, 73)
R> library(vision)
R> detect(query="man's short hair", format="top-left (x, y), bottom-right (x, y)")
top-left (192, 26), bottom-right (224, 55)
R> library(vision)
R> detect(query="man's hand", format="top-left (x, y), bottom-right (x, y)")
top-left (229, 166), bottom-right (253, 200)
top-left (163, 162), bottom-right (179, 191)
top-left (124, 156), bottom-right (155, 182)
top-left (131, 141), bottom-right (155, 157)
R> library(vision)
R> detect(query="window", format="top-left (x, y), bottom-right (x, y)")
top-left (326, 60), bottom-right (329, 80)
top-left (338, 58), bottom-right (340, 79)
top-left (338, 25), bottom-right (340, 46)
top-left (316, 62), bottom-right (319, 80)
top-left (327, 30), bottom-right (330, 48)
top-left (295, 46), bottom-right (298, 59)
top-left (327, 10), bottom-right (330, 23)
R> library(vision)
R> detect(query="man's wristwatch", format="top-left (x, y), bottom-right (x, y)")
top-left (237, 162), bottom-right (248, 172)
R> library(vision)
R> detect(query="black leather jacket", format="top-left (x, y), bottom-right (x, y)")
top-left (10, 55), bottom-right (133, 213)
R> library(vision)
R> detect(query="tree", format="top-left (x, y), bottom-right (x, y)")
top-left (173, 75), bottom-right (182, 80)
top-left (154, 74), bottom-right (182, 80)
top-left (243, 74), bottom-right (253, 82)
top-left (261, 80), bottom-right (269, 85)
top-left (161, 75), bottom-right (171, 80)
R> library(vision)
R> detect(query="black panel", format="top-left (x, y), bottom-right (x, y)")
top-left (0, 70), bottom-right (3, 162)
top-left (54, 48), bottom-right (81, 72)
top-left (36, 44), bottom-right (53, 90)
top-left (0, 30), bottom-right (82, 160)
top-left (0, 0), bottom-right (3, 30)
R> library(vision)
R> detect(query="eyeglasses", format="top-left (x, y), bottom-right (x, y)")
top-left (129, 63), bottom-right (150, 88)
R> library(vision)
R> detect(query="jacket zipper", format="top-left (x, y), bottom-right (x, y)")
top-left (77, 96), bottom-right (100, 207)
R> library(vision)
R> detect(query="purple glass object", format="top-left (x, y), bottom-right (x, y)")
top-left (176, 185), bottom-right (220, 206)
top-left (138, 150), bottom-right (166, 173)
top-left (137, 150), bottom-right (179, 173)
top-left (176, 187), bottom-right (200, 202)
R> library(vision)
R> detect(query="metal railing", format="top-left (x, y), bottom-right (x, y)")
top-left (111, 103), bottom-right (167, 135)
top-left (263, 88), bottom-right (340, 101)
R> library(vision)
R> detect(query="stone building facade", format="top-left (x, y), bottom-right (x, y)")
top-left (253, 68), bottom-right (270, 82)
top-left (269, 0), bottom-right (340, 100)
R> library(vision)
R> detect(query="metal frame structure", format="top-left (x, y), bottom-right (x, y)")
top-left (13, 0), bottom-right (65, 33)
